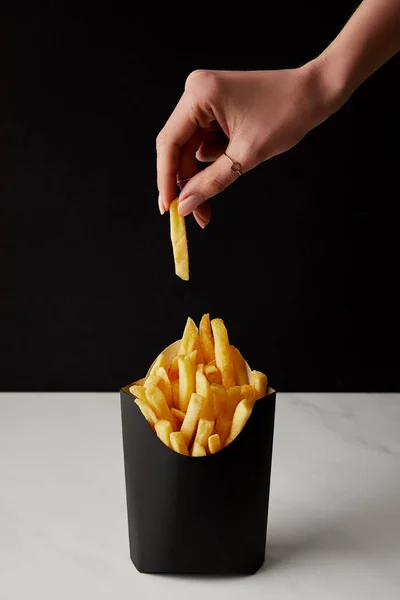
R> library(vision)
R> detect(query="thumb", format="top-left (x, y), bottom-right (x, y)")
top-left (177, 140), bottom-right (251, 217)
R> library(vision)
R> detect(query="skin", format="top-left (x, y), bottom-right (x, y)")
top-left (156, 0), bottom-right (400, 228)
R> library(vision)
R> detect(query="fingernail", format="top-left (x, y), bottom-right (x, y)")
top-left (178, 194), bottom-right (199, 216)
top-left (158, 194), bottom-right (165, 215)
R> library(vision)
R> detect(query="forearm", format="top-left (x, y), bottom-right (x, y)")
top-left (311, 0), bottom-right (400, 113)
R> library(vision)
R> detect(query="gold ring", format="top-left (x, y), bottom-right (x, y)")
top-left (224, 152), bottom-right (242, 176)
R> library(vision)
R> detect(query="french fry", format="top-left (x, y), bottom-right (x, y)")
top-left (144, 374), bottom-right (160, 388)
top-left (196, 369), bottom-right (214, 420)
top-left (180, 393), bottom-right (205, 446)
top-left (189, 349), bottom-right (198, 370)
top-left (199, 313), bottom-right (215, 364)
top-left (225, 399), bottom-right (253, 445)
top-left (172, 380), bottom-right (180, 409)
top-left (204, 364), bottom-right (222, 385)
top-left (178, 354), bottom-right (195, 412)
top-left (250, 370), bottom-right (268, 400)
top-left (134, 398), bottom-right (157, 429)
top-left (179, 317), bottom-right (199, 355)
top-left (156, 367), bottom-right (173, 408)
top-left (155, 419), bottom-right (173, 448)
top-left (192, 441), bottom-right (207, 457)
top-left (147, 352), bottom-right (167, 379)
top-left (171, 407), bottom-right (186, 424)
top-left (169, 356), bottom-right (179, 380)
top-left (129, 384), bottom-right (148, 403)
top-left (196, 362), bottom-right (204, 373)
top-left (215, 415), bottom-right (231, 447)
top-left (170, 431), bottom-right (189, 455)
top-left (211, 383), bottom-right (227, 420)
top-left (231, 345), bottom-right (249, 386)
top-left (145, 383), bottom-right (178, 430)
top-left (170, 198), bottom-right (189, 281)
top-left (195, 419), bottom-right (215, 447)
top-left (211, 318), bottom-right (235, 388)
top-left (208, 433), bottom-right (222, 454)
top-left (240, 384), bottom-right (256, 406)
top-left (207, 359), bottom-right (216, 367)
top-left (226, 385), bottom-right (242, 420)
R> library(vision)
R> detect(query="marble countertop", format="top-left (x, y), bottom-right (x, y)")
top-left (0, 392), bottom-right (399, 599)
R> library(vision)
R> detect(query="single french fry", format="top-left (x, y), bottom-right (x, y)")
top-left (147, 352), bottom-right (167, 378)
top-left (170, 431), bottom-right (189, 455)
top-left (171, 380), bottom-right (180, 409)
top-left (196, 369), bottom-right (214, 420)
top-left (144, 374), bottom-right (160, 388)
top-left (145, 383), bottom-right (178, 430)
top-left (199, 313), bottom-right (215, 364)
top-left (192, 441), bottom-right (207, 457)
top-left (251, 370), bottom-right (268, 400)
top-left (134, 398), bottom-right (157, 429)
top-left (240, 384), bottom-right (256, 406)
top-left (231, 346), bottom-right (249, 385)
top-left (204, 364), bottom-right (222, 385)
top-left (171, 407), bottom-right (186, 424)
top-left (180, 393), bottom-right (205, 446)
top-left (211, 318), bottom-right (235, 388)
top-left (225, 399), bottom-right (253, 445)
top-left (189, 349), bottom-right (198, 370)
top-left (129, 384), bottom-right (148, 403)
top-left (170, 198), bottom-right (189, 281)
top-left (155, 419), bottom-right (173, 448)
top-left (156, 367), bottom-right (173, 408)
top-left (208, 433), bottom-right (222, 454)
top-left (179, 317), bottom-right (199, 355)
top-left (168, 356), bottom-right (179, 380)
top-left (211, 383), bottom-right (227, 420)
top-left (178, 354), bottom-right (195, 412)
top-left (215, 415), bottom-right (231, 447)
top-left (195, 344), bottom-right (205, 365)
top-left (196, 362), bottom-right (204, 373)
top-left (195, 419), bottom-right (215, 447)
top-left (226, 385), bottom-right (242, 420)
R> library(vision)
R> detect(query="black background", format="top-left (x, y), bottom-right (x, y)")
top-left (0, 4), bottom-right (399, 392)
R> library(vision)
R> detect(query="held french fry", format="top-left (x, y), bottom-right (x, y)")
top-left (208, 433), bottom-right (222, 454)
top-left (168, 356), bottom-right (179, 380)
top-left (250, 370), bottom-right (268, 400)
top-left (211, 318), bottom-right (235, 388)
top-left (192, 441), bottom-right (207, 457)
top-left (199, 313), bottom-right (215, 364)
top-left (240, 384), bottom-right (256, 406)
top-left (134, 398), bottom-right (158, 429)
top-left (180, 393), bottom-right (205, 446)
top-left (211, 383), bottom-right (227, 420)
top-left (145, 383), bottom-right (178, 430)
top-left (171, 407), bottom-right (186, 423)
top-left (204, 364), bottom-right (222, 385)
top-left (225, 399), bottom-right (253, 445)
top-left (226, 385), bottom-right (242, 420)
top-left (170, 198), bottom-right (189, 281)
top-left (195, 419), bottom-right (215, 447)
top-left (178, 354), bottom-right (195, 412)
top-left (170, 431), bottom-right (189, 455)
top-left (196, 370), bottom-right (214, 420)
top-left (172, 379), bottom-right (180, 408)
top-left (156, 367), bottom-right (173, 408)
top-left (129, 385), bottom-right (148, 403)
top-left (179, 317), bottom-right (199, 355)
top-left (216, 415), bottom-right (231, 447)
top-left (231, 346), bottom-right (249, 386)
top-left (155, 420), bottom-right (173, 448)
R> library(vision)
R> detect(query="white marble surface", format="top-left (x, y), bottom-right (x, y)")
top-left (0, 392), bottom-right (399, 600)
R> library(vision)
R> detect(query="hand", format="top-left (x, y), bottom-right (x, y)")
top-left (156, 62), bottom-right (336, 227)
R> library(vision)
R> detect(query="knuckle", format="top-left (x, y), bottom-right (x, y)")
top-left (185, 69), bottom-right (220, 95)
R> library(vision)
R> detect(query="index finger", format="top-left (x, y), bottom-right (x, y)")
top-left (156, 92), bottom-right (199, 211)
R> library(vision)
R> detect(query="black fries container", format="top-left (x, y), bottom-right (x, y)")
top-left (120, 344), bottom-right (276, 575)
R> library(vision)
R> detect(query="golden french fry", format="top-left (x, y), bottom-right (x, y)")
top-left (199, 313), bottom-right (215, 364)
top-left (215, 415), bottom-right (231, 447)
top-left (156, 367), bottom-right (173, 408)
top-left (196, 362), bottom-right (204, 373)
top-left (178, 354), bottom-right (195, 412)
top-left (155, 419), bottom-right (173, 448)
top-left (171, 407), bottom-right (186, 423)
top-left (170, 431), bottom-right (189, 455)
top-left (168, 356), bottom-right (179, 380)
top-left (211, 383), bottom-right (227, 420)
top-left (180, 393), bottom-right (205, 446)
top-left (134, 398), bottom-right (157, 429)
top-left (170, 198), bottom-right (189, 281)
top-left (129, 384), bottom-right (148, 403)
top-left (240, 384), bottom-right (256, 406)
top-left (179, 317), bottom-right (198, 355)
top-left (208, 433), bottom-right (222, 454)
top-left (204, 364), bottom-right (222, 385)
top-left (196, 369), bottom-right (214, 420)
top-left (192, 441), bottom-right (207, 457)
top-left (144, 374), bottom-right (160, 388)
top-left (226, 385), bottom-right (241, 420)
top-left (171, 379), bottom-right (180, 409)
top-left (189, 349), bottom-right (198, 370)
top-left (231, 346), bottom-right (249, 385)
top-left (145, 383), bottom-right (178, 430)
top-left (195, 419), bottom-right (215, 447)
top-left (225, 399), bottom-right (253, 445)
top-left (147, 352), bottom-right (167, 378)
top-left (211, 318), bottom-right (235, 388)
top-left (250, 370), bottom-right (268, 400)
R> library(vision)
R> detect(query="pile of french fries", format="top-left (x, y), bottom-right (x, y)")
top-left (129, 314), bottom-right (268, 456)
